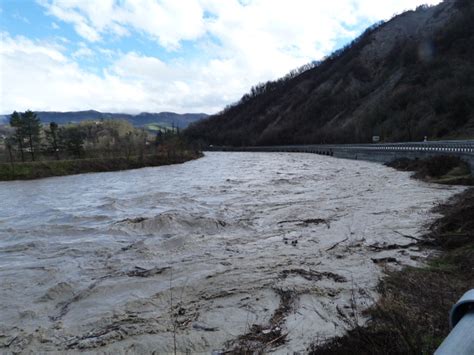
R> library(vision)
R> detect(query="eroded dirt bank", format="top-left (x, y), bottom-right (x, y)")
top-left (0, 152), bottom-right (464, 353)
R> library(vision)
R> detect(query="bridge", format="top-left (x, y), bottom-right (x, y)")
top-left (209, 140), bottom-right (474, 170)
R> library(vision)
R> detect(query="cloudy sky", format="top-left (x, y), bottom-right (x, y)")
top-left (0, 0), bottom-right (442, 115)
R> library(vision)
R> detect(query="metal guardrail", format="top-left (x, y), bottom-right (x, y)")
top-left (334, 140), bottom-right (474, 153)
top-left (435, 289), bottom-right (474, 355)
top-left (209, 140), bottom-right (474, 153)
top-left (207, 140), bottom-right (474, 170)
top-left (271, 140), bottom-right (474, 152)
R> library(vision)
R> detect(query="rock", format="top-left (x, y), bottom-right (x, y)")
top-left (371, 257), bottom-right (398, 264)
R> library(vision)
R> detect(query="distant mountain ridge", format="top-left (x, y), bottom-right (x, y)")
top-left (0, 110), bottom-right (208, 129)
top-left (186, 0), bottom-right (474, 146)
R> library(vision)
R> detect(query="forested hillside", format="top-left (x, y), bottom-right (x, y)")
top-left (0, 111), bottom-right (207, 129)
top-left (186, 0), bottom-right (474, 146)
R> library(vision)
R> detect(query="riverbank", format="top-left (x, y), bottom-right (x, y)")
top-left (0, 151), bottom-right (203, 181)
top-left (310, 156), bottom-right (474, 354)
top-left (386, 155), bottom-right (474, 185)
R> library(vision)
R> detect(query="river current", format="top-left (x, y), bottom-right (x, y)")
top-left (0, 152), bottom-right (462, 353)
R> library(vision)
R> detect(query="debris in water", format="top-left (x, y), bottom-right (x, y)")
top-left (371, 257), bottom-right (398, 264)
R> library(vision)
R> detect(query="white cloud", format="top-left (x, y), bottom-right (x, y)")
top-left (0, 33), bottom-right (67, 62)
top-left (38, 0), bottom-right (205, 49)
top-left (72, 42), bottom-right (94, 59)
top-left (38, 0), bottom-right (443, 51)
top-left (38, 0), bottom-right (102, 41)
top-left (350, 0), bottom-right (443, 21)
top-left (4, 0), bottom-right (444, 114)
top-left (0, 33), bottom-right (148, 113)
top-left (0, 33), bottom-right (231, 114)
top-left (51, 22), bottom-right (60, 29)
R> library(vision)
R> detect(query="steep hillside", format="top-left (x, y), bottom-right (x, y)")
top-left (186, 0), bottom-right (474, 146)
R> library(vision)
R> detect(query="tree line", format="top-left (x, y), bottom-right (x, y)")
top-left (3, 110), bottom-right (183, 164)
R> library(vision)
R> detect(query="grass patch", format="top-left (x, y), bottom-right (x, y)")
top-left (0, 151), bottom-right (202, 181)
top-left (386, 155), bottom-right (474, 185)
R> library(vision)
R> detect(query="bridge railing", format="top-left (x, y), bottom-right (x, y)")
top-left (209, 140), bottom-right (474, 152)
top-left (206, 141), bottom-right (474, 168)
top-left (337, 141), bottom-right (474, 153)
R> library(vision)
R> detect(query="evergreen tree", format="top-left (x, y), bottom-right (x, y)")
top-left (9, 111), bottom-right (25, 162)
top-left (22, 110), bottom-right (41, 161)
top-left (61, 126), bottom-right (85, 158)
top-left (155, 130), bottom-right (163, 146)
top-left (45, 122), bottom-right (61, 160)
top-left (5, 136), bottom-right (16, 168)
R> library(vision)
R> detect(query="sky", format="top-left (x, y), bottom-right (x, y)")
top-left (0, 0), bottom-right (442, 115)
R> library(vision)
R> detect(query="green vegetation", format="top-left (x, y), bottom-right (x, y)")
top-left (386, 155), bottom-right (474, 185)
top-left (9, 110), bottom-right (41, 162)
top-left (186, 0), bottom-right (474, 146)
top-left (144, 122), bottom-right (175, 132)
top-left (0, 110), bottom-right (201, 180)
top-left (0, 153), bottom-right (201, 181)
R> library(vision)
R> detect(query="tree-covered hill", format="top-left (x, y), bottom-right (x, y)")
top-left (185, 0), bottom-right (474, 146)
top-left (1, 111), bottom-right (207, 129)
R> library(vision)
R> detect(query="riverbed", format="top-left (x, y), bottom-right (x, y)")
top-left (0, 152), bottom-right (463, 353)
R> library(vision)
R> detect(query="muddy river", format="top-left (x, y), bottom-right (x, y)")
top-left (0, 152), bottom-right (462, 353)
